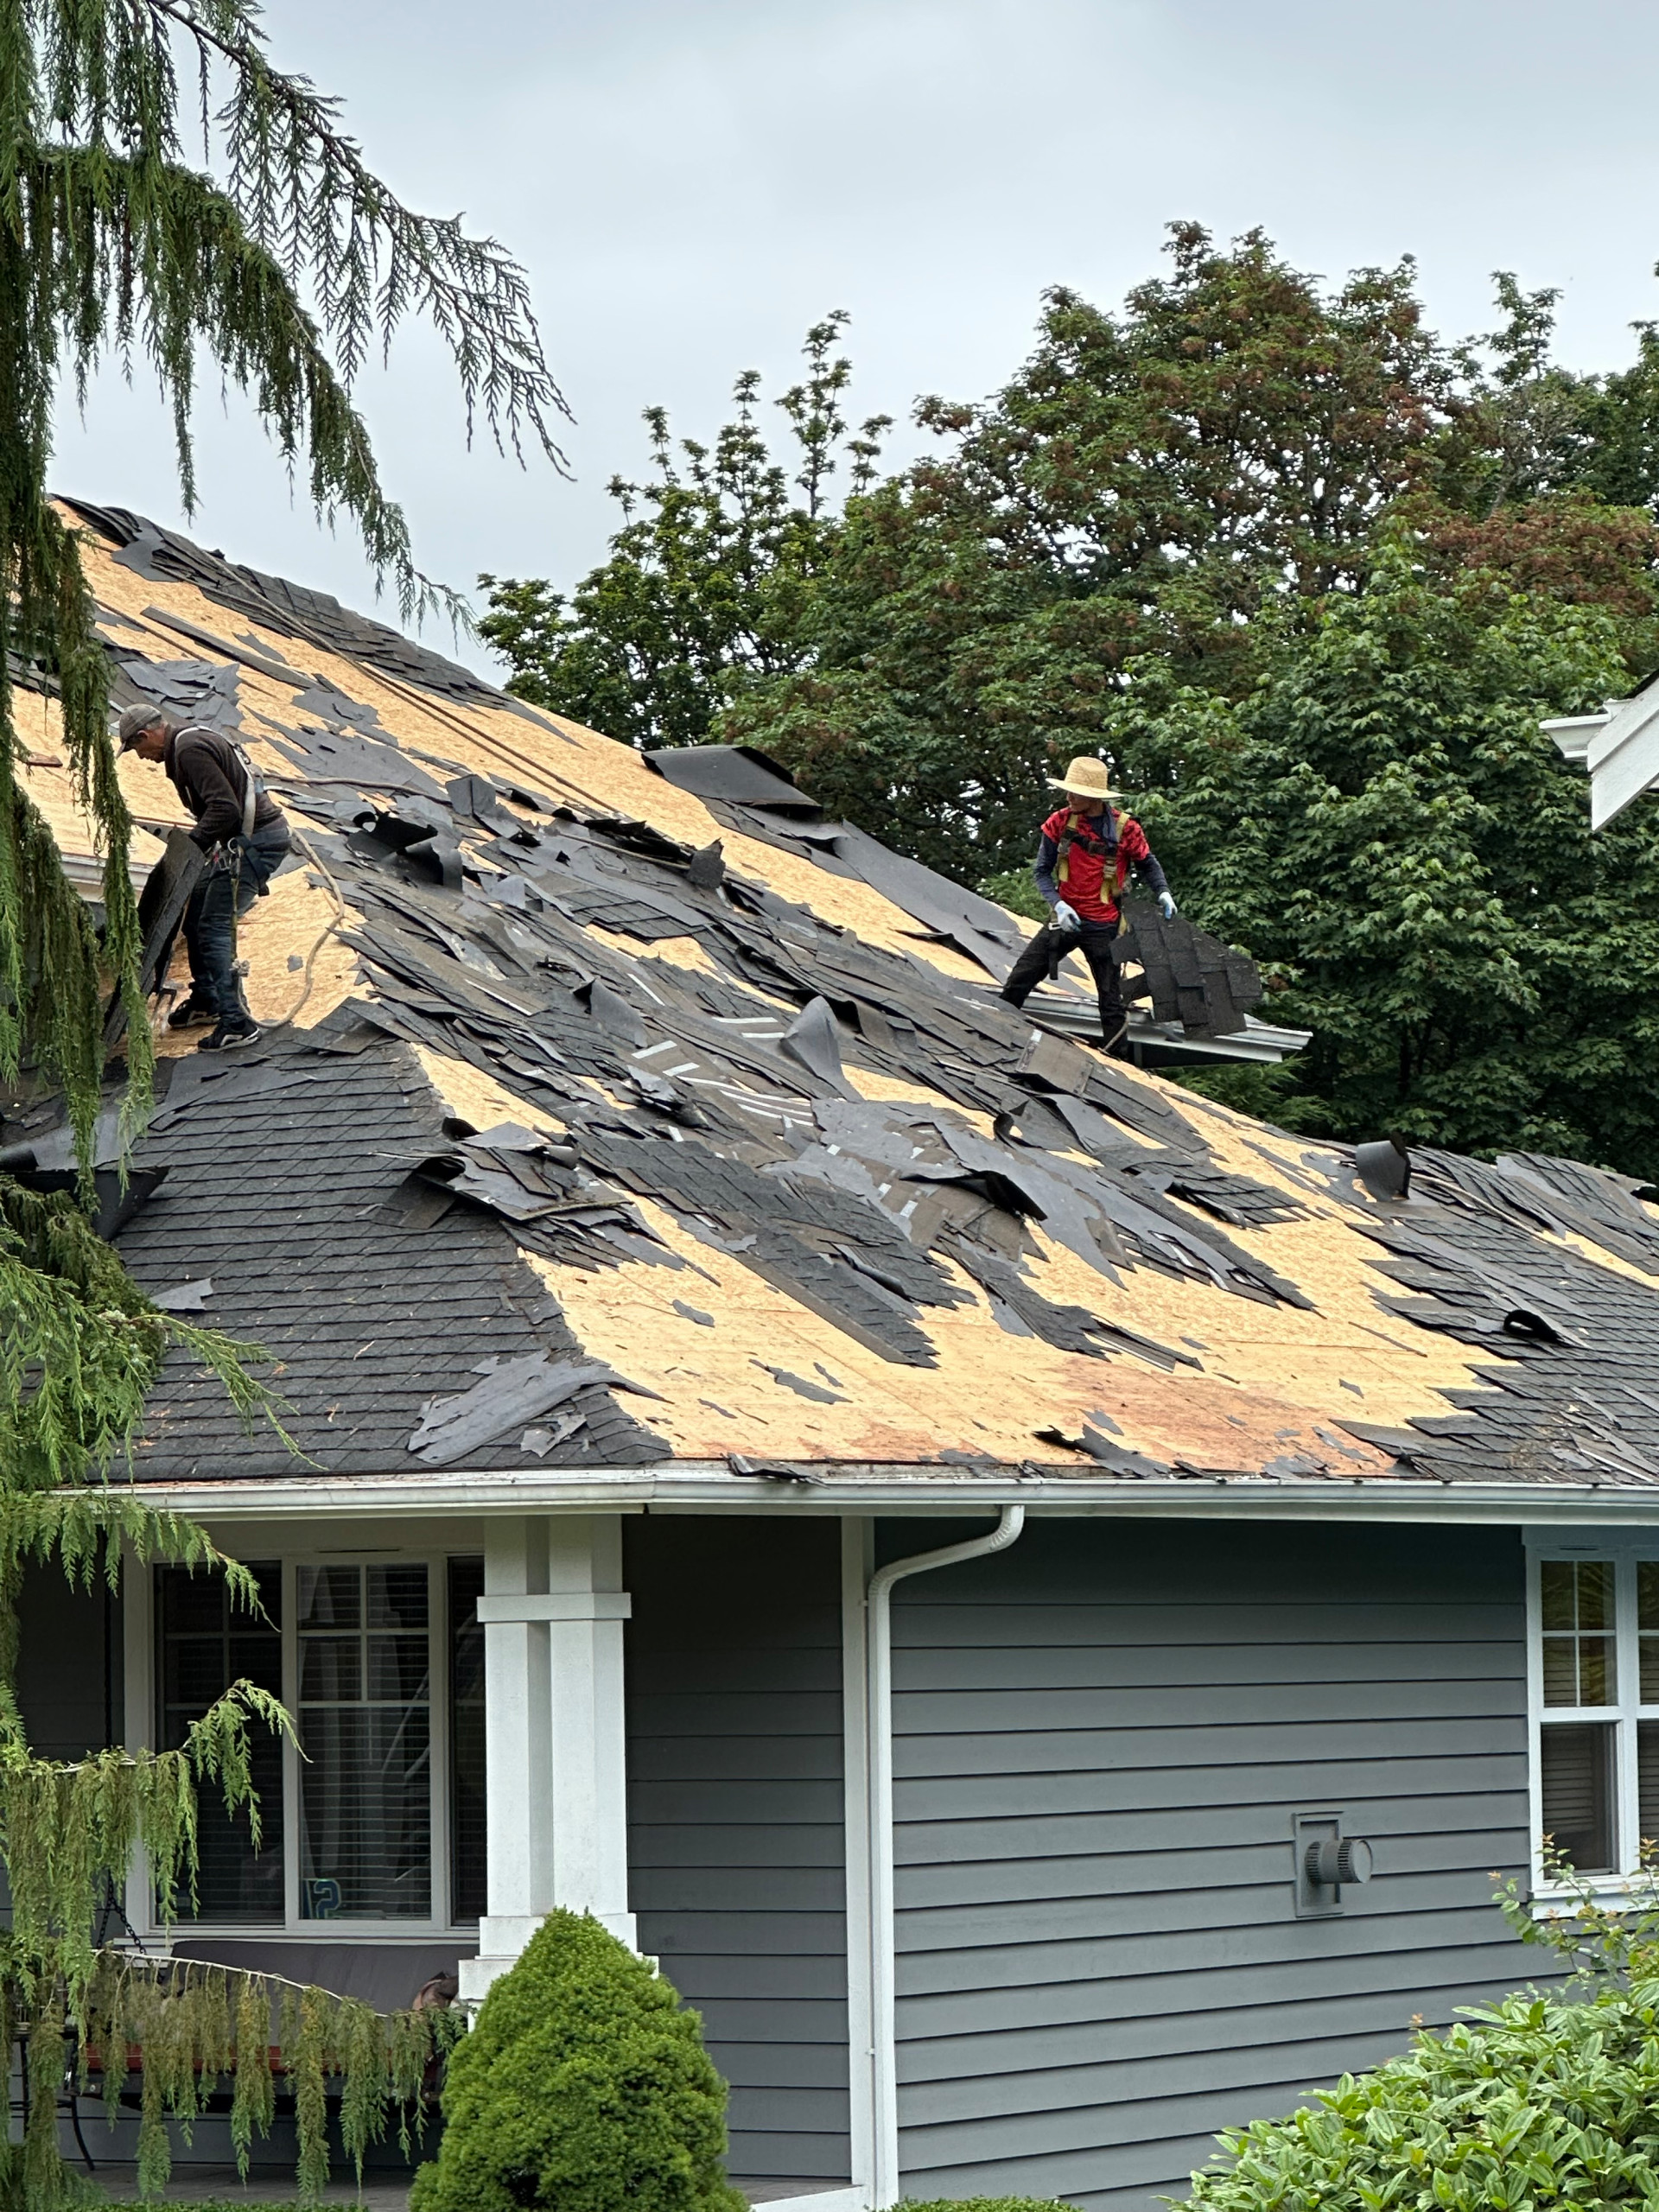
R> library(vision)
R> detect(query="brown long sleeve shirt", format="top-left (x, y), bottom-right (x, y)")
top-left (163, 725), bottom-right (286, 849)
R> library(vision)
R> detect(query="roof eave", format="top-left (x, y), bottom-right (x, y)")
top-left (109, 1464), bottom-right (1659, 1525)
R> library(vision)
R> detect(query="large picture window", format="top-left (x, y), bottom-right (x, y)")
top-left (298, 1564), bottom-right (430, 1920)
top-left (153, 1554), bottom-right (486, 1930)
top-left (1533, 1551), bottom-right (1659, 1884)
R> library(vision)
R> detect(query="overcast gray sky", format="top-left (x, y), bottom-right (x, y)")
top-left (50, 0), bottom-right (1659, 655)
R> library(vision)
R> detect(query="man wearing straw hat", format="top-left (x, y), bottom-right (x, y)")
top-left (998, 753), bottom-right (1176, 1052)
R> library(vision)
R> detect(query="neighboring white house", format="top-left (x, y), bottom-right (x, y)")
top-left (1544, 677), bottom-right (1659, 827)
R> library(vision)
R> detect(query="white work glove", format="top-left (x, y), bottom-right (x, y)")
top-left (1052, 900), bottom-right (1082, 932)
top-left (1158, 891), bottom-right (1178, 920)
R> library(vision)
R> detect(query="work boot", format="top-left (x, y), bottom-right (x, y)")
top-left (167, 995), bottom-right (218, 1030)
top-left (197, 1018), bottom-right (262, 1052)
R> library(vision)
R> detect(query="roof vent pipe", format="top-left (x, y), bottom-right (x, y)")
top-left (863, 1505), bottom-right (1026, 2207)
top-left (1354, 1137), bottom-right (1410, 1203)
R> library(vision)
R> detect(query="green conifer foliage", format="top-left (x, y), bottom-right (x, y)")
top-left (410, 1911), bottom-right (746, 2212)
top-left (0, 7), bottom-right (565, 2197)
top-left (0, 0), bottom-right (566, 1171)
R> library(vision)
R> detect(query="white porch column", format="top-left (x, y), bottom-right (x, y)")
top-left (458, 1513), bottom-right (633, 2002)
top-left (459, 1516), bottom-right (553, 2000)
top-left (545, 1516), bottom-right (636, 1947)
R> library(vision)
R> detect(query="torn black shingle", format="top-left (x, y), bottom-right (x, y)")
top-left (113, 1031), bottom-right (671, 1478)
top-left (60, 506), bottom-right (1659, 1488)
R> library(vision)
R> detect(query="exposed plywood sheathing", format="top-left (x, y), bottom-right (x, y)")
top-left (34, 504), bottom-right (1659, 1493)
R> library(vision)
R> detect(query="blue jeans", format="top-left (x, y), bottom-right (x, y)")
top-left (184, 822), bottom-right (291, 1023)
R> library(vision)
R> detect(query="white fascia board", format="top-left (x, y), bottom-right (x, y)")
top-left (110, 1465), bottom-right (1659, 1526)
top-left (1542, 709), bottom-right (1610, 764)
top-left (1544, 690), bottom-right (1659, 829)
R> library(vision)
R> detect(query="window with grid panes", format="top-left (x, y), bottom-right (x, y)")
top-left (153, 1556), bottom-right (485, 1930)
top-left (297, 1564), bottom-right (432, 1919)
top-left (1536, 1555), bottom-right (1659, 1881)
top-left (156, 1562), bottom-right (283, 1922)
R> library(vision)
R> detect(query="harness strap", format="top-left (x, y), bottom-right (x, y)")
top-left (1055, 805), bottom-right (1120, 887)
top-left (176, 724), bottom-right (260, 840)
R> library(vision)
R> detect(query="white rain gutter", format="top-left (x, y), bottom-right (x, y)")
top-left (124, 1467), bottom-right (1659, 1527)
top-left (863, 1505), bottom-right (1026, 2207)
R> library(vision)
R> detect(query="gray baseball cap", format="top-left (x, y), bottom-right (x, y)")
top-left (117, 704), bottom-right (165, 749)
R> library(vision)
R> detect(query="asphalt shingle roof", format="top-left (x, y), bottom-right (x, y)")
top-left (18, 500), bottom-right (1659, 1497)
top-left (115, 1030), bottom-right (668, 1479)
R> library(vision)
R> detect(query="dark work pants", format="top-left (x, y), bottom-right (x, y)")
top-left (183, 822), bottom-right (291, 1023)
top-left (1000, 919), bottom-right (1128, 1046)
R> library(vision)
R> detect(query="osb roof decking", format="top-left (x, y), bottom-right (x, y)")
top-left (23, 501), bottom-right (1659, 1497)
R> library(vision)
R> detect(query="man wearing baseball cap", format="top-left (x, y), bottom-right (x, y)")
top-left (118, 704), bottom-right (292, 1051)
top-left (997, 754), bottom-right (1176, 1052)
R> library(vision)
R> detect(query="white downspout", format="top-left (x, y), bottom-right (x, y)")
top-left (865, 1505), bottom-right (1026, 2208)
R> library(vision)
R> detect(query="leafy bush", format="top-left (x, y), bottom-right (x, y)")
top-left (976, 869), bottom-right (1048, 925)
top-left (1185, 1864), bottom-right (1659, 2212)
top-left (409, 1910), bottom-right (744, 2212)
top-left (900, 2199), bottom-right (1078, 2212)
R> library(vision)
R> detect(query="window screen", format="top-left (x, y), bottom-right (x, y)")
top-left (1541, 1560), bottom-right (1617, 1706)
top-left (1541, 1720), bottom-right (1616, 1873)
top-left (298, 1564), bottom-right (431, 1919)
top-left (449, 1559), bottom-right (486, 1924)
top-left (156, 1562), bottom-right (283, 1923)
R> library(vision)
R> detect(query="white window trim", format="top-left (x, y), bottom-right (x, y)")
top-left (128, 1543), bottom-right (480, 1944)
top-left (1525, 1529), bottom-right (1659, 1910)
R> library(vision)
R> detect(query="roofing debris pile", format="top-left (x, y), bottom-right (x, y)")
top-left (1340, 1148), bottom-right (1659, 1487)
top-left (29, 503), bottom-right (1659, 1491)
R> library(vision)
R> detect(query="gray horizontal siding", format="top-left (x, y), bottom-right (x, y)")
top-left (625, 1517), bottom-right (849, 2194)
top-left (631, 1781), bottom-right (844, 1822)
top-left (899, 1789), bottom-right (1524, 1863)
top-left (899, 1974), bottom-right (1510, 2084)
top-left (899, 1823), bottom-right (1521, 1907)
top-left (897, 1932), bottom-right (1530, 2039)
top-left (885, 1517), bottom-right (1533, 2212)
top-left (890, 1750), bottom-right (1522, 1818)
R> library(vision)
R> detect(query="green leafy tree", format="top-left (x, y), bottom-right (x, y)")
top-left (480, 312), bottom-right (887, 750)
top-left (721, 226), bottom-right (1466, 879)
top-left (410, 1910), bottom-right (744, 2212)
top-left (0, 3), bottom-right (561, 2198)
top-left (1110, 540), bottom-right (1659, 1176)
top-left (484, 228), bottom-right (1659, 1171)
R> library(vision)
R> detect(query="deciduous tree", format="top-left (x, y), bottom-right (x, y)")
top-left (1110, 543), bottom-right (1659, 1175)
top-left (480, 313), bottom-right (887, 751)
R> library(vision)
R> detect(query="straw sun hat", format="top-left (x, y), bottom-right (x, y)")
top-left (1048, 755), bottom-right (1113, 801)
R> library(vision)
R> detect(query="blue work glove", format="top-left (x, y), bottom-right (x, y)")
top-left (1158, 891), bottom-right (1178, 920)
top-left (1052, 900), bottom-right (1082, 932)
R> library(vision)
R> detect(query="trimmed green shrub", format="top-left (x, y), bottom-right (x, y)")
top-left (1185, 1868), bottom-right (1659, 2212)
top-left (409, 1910), bottom-right (744, 2212)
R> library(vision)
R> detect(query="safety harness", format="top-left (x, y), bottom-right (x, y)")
top-left (175, 724), bottom-right (264, 842)
top-left (176, 727), bottom-right (270, 1022)
top-left (1054, 804), bottom-right (1120, 888)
